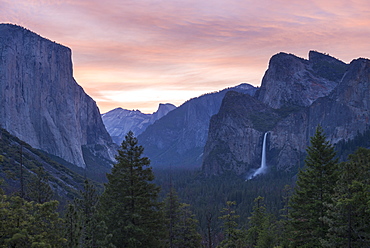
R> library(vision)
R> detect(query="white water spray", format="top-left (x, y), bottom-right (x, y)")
top-left (247, 132), bottom-right (268, 179)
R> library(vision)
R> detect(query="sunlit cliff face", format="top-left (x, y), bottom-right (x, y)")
top-left (2, 0), bottom-right (370, 113)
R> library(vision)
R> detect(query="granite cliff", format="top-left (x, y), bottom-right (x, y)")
top-left (256, 51), bottom-right (346, 108)
top-left (0, 24), bottom-right (116, 168)
top-left (102, 103), bottom-right (176, 144)
top-left (138, 84), bottom-right (257, 169)
top-left (203, 51), bottom-right (370, 176)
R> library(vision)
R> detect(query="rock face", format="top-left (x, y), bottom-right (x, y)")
top-left (138, 84), bottom-right (257, 169)
top-left (203, 51), bottom-right (370, 176)
top-left (102, 103), bottom-right (176, 145)
top-left (256, 51), bottom-right (347, 109)
top-left (308, 58), bottom-right (370, 143)
top-left (202, 91), bottom-right (278, 175)
top-left (0, 24), bottom-right (116, 168)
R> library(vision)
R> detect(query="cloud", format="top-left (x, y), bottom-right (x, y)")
top-left (1, 0), bottom-right (370, 113)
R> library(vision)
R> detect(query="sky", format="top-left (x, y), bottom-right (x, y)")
top-left (1, 0), bottom-right (370, 113)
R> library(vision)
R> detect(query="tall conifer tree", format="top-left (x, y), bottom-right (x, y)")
top-left (26, 167), bottom-right (53, 203)
top-left (288, 126), bottom-right (339, 247)
top-left (75, 179), bottom-right (114, 248)
top-left (246, 196), bottom-right (277, 248)
top-left (64, 203), bottom-right (82, 248)
top-left (98, 131), bottom-right (165, 247)
top-left (323, 147), bottom-right (370, 247)
top-left (219, 201), bottom-right (243, 247)
top-left (164, 187), bottom-right (201, 248)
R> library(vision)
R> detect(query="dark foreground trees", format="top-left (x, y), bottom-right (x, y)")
top-left (64, 179), bottom-right (114, 248)
top-left (288, 126), bottom-right (370, 247)
top-left (98, 131), bottom-right (166, 247)
top-left (323, 147), bottom-right (370, 247)
top-left (288, 126), bottom-right (339, 247)
top-left (164, 187), bottom-right (202, 248)
top-left (0, 194), bottom-right (65, 247)
top-left (2, 128), bottom-right (370, 247)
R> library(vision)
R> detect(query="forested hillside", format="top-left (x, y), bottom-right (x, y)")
top-left (1, 129), bottom-right (370, 247)
top-left (0, 128), bottom-right (86, 203)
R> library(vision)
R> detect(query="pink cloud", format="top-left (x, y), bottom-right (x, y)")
top-left (1, 0), bottom-right (370, 113)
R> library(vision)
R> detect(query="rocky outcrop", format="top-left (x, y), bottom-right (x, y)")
top-left (256, 51), bottom-right (347, 109)
top-left (308, 58), bottom-right (370, 142)
top-left (269, 58), bottom-right (370, 171)
top-left (0, 24), bottom-right (116, 168)
top-left (138, 84), bottom-right (257, 169)
top-left (202, 91), bottom-right (277, 175)
top-left (102, 103), bottom-right (176, 144)
top-left (151, 103), bottom-right (177, 122)
top-left (202, 51), bottom-right (370, 176)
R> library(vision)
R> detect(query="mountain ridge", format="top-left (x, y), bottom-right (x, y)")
top-left (0, 23), bottom-right (117, 169)
top-left (202, 51), bottom-right (370, 176)
top-left (1, 24), bottom-right (367, 178)
top-left (137, 83), bottom-right (257, 169)
top-left (102, 103), bottom-right (176, 144)
top-left (256, 51), bottom-right (347, 109)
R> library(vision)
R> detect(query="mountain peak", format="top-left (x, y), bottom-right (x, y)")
top-left (155, 103), bottom-right (176, 113)
top-left (102, 103), bottom-right (176, 144)
top-left (308, 50), bottom-right (345, 64)
top-left (269, 52), bottom-right (307, 65)
top-left (0, 23), bottom-right (115, 168)
top-left (152, 103), bottom-right (176, 120)
top-left (308, 50), bottom-right (348, 82)
top-left (233, 83), bottom-right (256, 92)
top-left (137, 83), bottom-right (257, 169)
top-left (0, 23), bottom-right (32, 34)
top-left (0, 23), bottom-right (67, 49)
top-left (257, 50), bottom-right (346, 109)
top-left (203, 51), bottom-right (370, 176)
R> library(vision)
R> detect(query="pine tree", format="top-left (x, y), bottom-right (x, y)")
top-left (288, 126), bottom-right (339, 247)
top-left (246, 196), bottom-right (277, 248)
top-left (218, 201), bottom-right (246, 248)
top-left (98, 131), bottom-right (165, 247)
top-left (323, 147), bottom-right (370, 247)
top-left (0, 195), bottom-right (33, 247)
top-left (64, 203), bottom-right (82, 248)
top-left (276, 185), bottom-right (294, 247)
top-left (255, 217), bottom-right (277, 248)
top-left (175, 203), bottom-right (202, 248)
top-left (206, 211), bottom-right (214, 248)
top-left (76, 179), bottom-right (99, 247)
top-left (246, 196), bottom-right (264, 247)
top-left (30, 200), bottom-right (66, 246)
top-left (164, 187), bottom-right (202, 248)
top-left (164, 187), bottom-right (182, 248)
top-left (0, 195), bottom-right (65, 247)
top-left (75, 179), bottom-right (114, 248)
top-left (26, 166), bottom-right (53, 203)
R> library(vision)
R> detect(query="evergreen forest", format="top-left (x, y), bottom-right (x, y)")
top-left (1, 127), bottom-right (370, 247)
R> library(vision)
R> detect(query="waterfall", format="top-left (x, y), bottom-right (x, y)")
top-left (248, 132), bottom-right (268, 179)
top-left (258, 132), bottom-right (268, 174)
